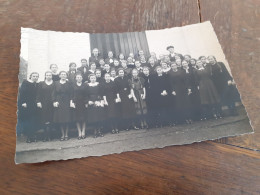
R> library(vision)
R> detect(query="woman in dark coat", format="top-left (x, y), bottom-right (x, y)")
top-left (207, 55), bottom-right (239, 116)
top-left (130, 69), bottom-right (148, 129)
top-left (18, 72), bottom-right (39, 143)
top-left (150, 66), bottom-right (170, 127)
top-left (72, 73), bottom-right (87, 139)
top-left (182, 60), bottom-right (201, 121)
top-left (196, 60), bottom-right (220, 120)
top-left (50, 64), bottom-right (60, 82)
top-left (141, 66), bottom-right (153, 127)
top-left (86, 74), bottom-right (104, 138)
top-left (52, 71), bottom-right (73, 141)
top-left (102, 73), bottom-right (119, 134)
top-left (67, 62), bottom-right (77, 84)
top-left (114, 68), bottom-right (137, 130)
top-left (168, 63), bottom-right (191, 124)
top-left (36, 71), bottom-right (55, 142)
top-left (183, 58), bottom-right (201, 120)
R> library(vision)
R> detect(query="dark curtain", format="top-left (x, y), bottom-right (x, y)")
top-left (89, 32), bottom-right (150, 59)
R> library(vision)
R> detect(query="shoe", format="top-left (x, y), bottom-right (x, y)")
top-left (133, 126), bottom-right (139, 130)
top-left (26, 139), bottom-right (31, 143)
top-left (112, 129), bottom-right (116, 134)
top-left (78, 136), bottom-right (81, 140)
top-left (81, 135), bottom-right (86, 139)
top-left (64, 136), bottom-right (69, 141)
top-left (60, 137), bottom-right (65, 141)
top-left (115, 129), bottom-right (119, 133)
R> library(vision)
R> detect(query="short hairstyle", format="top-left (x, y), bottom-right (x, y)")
top-left (166, 46), bottom-right (174, 50)
top-left (155, 65), bottom-right (162, 71)
top-left (207, 55), bottom-right (216, 61)
top-left (89, 61), bottom-right (96, 66)
top-left (142, 66), bottom-right (150, 70)
top-left (69, 62), bottom-right (76, 68)
top-left (117, 68), bottom-right (125, 74)
top-left (81, 59), bottom-right (87, 63)
top-left (95, 69), bottom-right (101, 73)
top-left (44, 71), bottom-right (52, 80)
top-left (59, 71), bottom-right (68, 76)
top-left (29, 72), bottom-right (39, 79)
top-left (88, 73), bottom-right (96, 80)
top-left (199, 56), bottom-right (206, 60)
top-left (50, 64), bottom-right (58, 69)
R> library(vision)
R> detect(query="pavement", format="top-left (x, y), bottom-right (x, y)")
top-left (15, 111), bottom-right (253, 164)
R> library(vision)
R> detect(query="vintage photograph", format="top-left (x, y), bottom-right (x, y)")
top-left (16, 22), bottom-right (253, 164)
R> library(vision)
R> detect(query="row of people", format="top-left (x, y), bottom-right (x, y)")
top-left (18, 52), bottom-right (240, 143)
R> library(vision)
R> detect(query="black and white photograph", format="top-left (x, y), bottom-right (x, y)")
top-left (16, 21), bottom-right (253, 164)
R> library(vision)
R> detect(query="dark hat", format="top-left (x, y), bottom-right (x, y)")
top-left (166, 46), bottom-right (174, 50)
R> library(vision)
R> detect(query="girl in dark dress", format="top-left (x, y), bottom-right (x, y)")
top-left (196, 60), bottom-right (220, 120)
top-left (150, 66), bottom-right (170, 127)
top-left (18, 72), bottom-right (39, 143)
top-left (36, 71), bottom-right (55, 142)
top-left (112, 59), bottom-right (120, 72)
top-left (67, 62), bottom-right (77, 84)
top-left (110, 69), bottom-right (117, 81)
top-left (168, 63), bottom-right (191, 124)
top-left (118, 53), bottom-right (125, 65)
top-left (114, 68), bottom-right (137, 130)
top-left (105, 51), bottom-right (117, 66)
top-left (95, 69), bottom-right (105, 84)
top-left (72, 73), bottom-right (87, 140)
top-left (121, 60), bottom-right (132, 79)
top-left (86, 74), bottom-right (104, 138)
top-left (141, 66), bottom-right (153, 127)
top-left (52, 71), bottom-right (73, 141)
top-left (184, 60), bottom-right (201, 120)
top-left (101, 64), bottom-right (111, 77)
top-left (147, 57), bottom-right (157, 75)
top-left (207, 55), bottom-right (239, 116)
top-left (85, 62), bottom-right (96, 83)
top-left (130, 69), bottom-right (148, 129)
top-left (161, 61), bottom-right (171, 74)
top-left (50, 64), bottom-right (60, 82)
top-left (102, 73), bottom-right (119, 134)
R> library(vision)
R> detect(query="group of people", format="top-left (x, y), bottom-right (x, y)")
top-left (18, 46), bottom-right (240, 143)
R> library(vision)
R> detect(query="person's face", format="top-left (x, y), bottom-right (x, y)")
top-left (104, 64), bottom-right (110, 70)
top-left (121, 62), bottom-right (127, 68)
top-left (132, 70), bottom-right (138, 78)
top-left (190, 59), bottom-right (196, 65)
top-left (171, 63), bottom-right (178, 71)
top-left (31, 73), bottom-right (39, 82)
top-left (114, 60), bottom-right (119, 66)
top-left (176, 59), bottom-right (182, 65)
top-left (76, 75), bottom-right (83, 83)
top-left (161, 62), bottom-right (167, 69)
top-left (182, 61), bottom-right (188, 68)
top-left (104, 74), bottom-right (111, 81)
top-left (129, 53), bottom-right (134, 58)
top-left (168, 48), bottom-right (174, 53)
top-left (184, 55), bottom-right (191, 62)
top-left (95, 71), bottom-right (101, 78)
top-left (119, 54), bottom-right (124, 60)
top-left (93, 49), bottom-right (98, 56)
top-left (81, 60), bottom-right (87, 67)
top-left (139, 50), bottom-right (144, 56)
top-left (90, 64), bottom-right (96, 70)
top-left (108, 51), bottom-right (113, 58)
top-left (111, 70), bottom-right (116, 77)
top-left (140, 56), bottom-right (145, 62)
top-left (60, 72), bottom-right (67, 80)
top-left (164, 55), bottom-right (170, 62)
top-left (135, 61), bottom-right (141, 68)
top-left (127, 57), bottom-right (133, 63)
top-left (196, 60), bottom-right (203, 68)
top-left (201, 57), bottom-right (206, 64)
top-left (90, 75), bottom-right (96, 83)
top-left (208, 56), bottom-right (216, 64)
top-left (50, 65), bottom-right (58, 73)
top-left (118, 70), bottom-right (124, 77)
top-left (45, 72), bottom-right (52, 81)
top-left (143, 68), bottom-right (149, 75)
top-left (149, 58), bottom-right (155, 64)
top-left (70, 64), bottom-right (76, 71)
top-left (99, 60), bottom-right (105, 65)
top-left (156, 67), bottom-right (162, 75)
top-left (175, 55), bottom-right (181, 60)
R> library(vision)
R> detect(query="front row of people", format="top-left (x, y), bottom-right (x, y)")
top-left (18, 61), bottom-right (239, 143)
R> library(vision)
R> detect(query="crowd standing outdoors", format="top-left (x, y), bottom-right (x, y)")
top-left (18, 46), bottom-right (240, 143)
